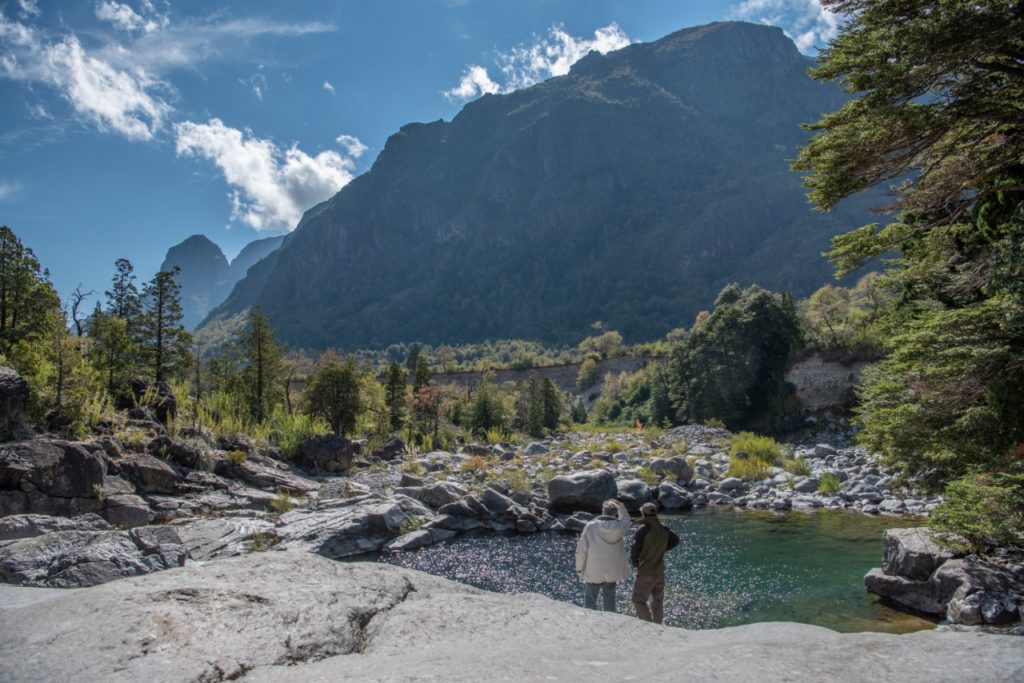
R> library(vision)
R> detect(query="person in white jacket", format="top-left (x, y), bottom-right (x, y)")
top-left (575, 498), bottom-right (632, 611)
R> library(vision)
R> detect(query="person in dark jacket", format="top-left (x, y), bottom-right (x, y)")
top-left (629, 501), bottom-right (680, 623)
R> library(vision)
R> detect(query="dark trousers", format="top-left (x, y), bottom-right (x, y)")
top-left (583, 581), bottom-right (617, 611)
top-left (632, 571), bottom-right (665, 623)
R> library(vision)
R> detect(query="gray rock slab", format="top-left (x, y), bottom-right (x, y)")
top-left (2, 552), bottom-right (1019, 682)
top-left (883, 528), bottom-right (955, 580)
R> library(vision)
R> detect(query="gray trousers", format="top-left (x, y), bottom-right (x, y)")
top-left (632, 571), bottom-right (665, 623)
top-left (583, 581), bottom-right (617, 611)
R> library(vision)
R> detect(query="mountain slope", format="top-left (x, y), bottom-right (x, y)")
top-left (205, 22), bottom-right (875, 349)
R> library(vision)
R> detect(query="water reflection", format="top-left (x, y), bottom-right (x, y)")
top-left (377, 507), bottom-right (936, 634)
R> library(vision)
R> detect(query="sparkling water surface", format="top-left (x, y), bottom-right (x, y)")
top-left (377, 507), bottom-right (936, 633)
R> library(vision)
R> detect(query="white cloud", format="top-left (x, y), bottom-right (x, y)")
top-left (0, 15), bottom-right (170, 140)
top-left (17, 1), bottom-right (40, 18)
top-left (335, 134), bottom-right (367, 158)
top-left (95, 2), bottom-right (167, 34)
top-left (445, 64), bottom-right (500, 100)
top-left (445, 23), bottom-right (632, 101)
top-left (730, 0), bottom-right (841, 54)
top-left (175, 119), bottom-right (360, 231)
top-left (241, 68), bottom-right (267, 101)
top-left (322, 80), bottom-right (335, 94)
top-left (0, 180), bottom-right (24, 202)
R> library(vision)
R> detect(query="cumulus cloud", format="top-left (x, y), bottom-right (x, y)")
top-left (17, 1), bottom-right (40, 18)
top-left (322, 80), bottom-right (335, 94)
top-left (335, 134), bottom-right (367, 158)
top-left (95, 1), bottom-right (168, 34)
top-left (0, 15), bottom-right (170, 140)
top-left (175, 119), bottom-right (361, 231)
top-left (0, 180), bottom-right (24, 203)
top-left (730, 0), bottom-right (841, 53)
top-left (445, 23), bottom-right (632, 101)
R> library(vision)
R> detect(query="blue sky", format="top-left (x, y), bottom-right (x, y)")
top-left (0, 0), bottom-right (841, 303)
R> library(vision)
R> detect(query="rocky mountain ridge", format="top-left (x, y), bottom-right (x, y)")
top-left (203, 21), bottom-right (879, 349)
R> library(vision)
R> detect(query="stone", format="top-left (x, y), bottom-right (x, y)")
top-left (650, 457), bottom-right (694, 482)
top-left (118, 378), bottom-right (177, 425)
top-left (102, 494), bottom-right (153, 529)
top-left (373, 436), bottom-right (408, 461)
top-left (547, 470), bottom-right (617, 513)
top-left (717, 477), bottom-right (746, 494)
top-left (561, 511), bottom-right (594, 532)
top-left (173, 517), bottom-right (277, 561)
top-left (793, 477), bottom-right (818, 494)
top-left (399, 472), bottom-right (424, 487)
top-left (615, 478), bottom-right (652, 511)
top-left (707, 492), bottom-right (735, 506)
top-left (429, 514), bottom-right (482, 532)
top-left (863, 568), bottom-right (953, 615)
top-left (813, 444), bottom-right (836, 457)
top-left (382, 527), bottom-right (456, 552)
top-left (0, 513), bottom-right (110, 541)
top-left (480, 487), bottom-right (517, 516)
top-left (878, 498), bottom-right (907, 514)
top-left (1, 552), bottom-right (1021, 683)
top-left (294, 434), bottom-right (360, 474)
top-left (0, 366), bottom-right (31, 441)
top-left (0, 527), bottom-right (187, 588)
top-left (523, 442), bottom-right (549, 456)
top-left (882, 528), bottom-right (954, 581)
top-left (657, 481), bottom-right (693, 510)
top-left (229, 461), bottom-right (320, 496)
top-left (120, 453), bottom-right (181, 494)
top-left (419, 481), bottom-right (469, 509)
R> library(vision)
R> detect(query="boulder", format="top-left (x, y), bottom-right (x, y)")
top-left (882, 528), bottom-right (954, 581)
top-left (228, 461), bottom-right (320, 496)
top-left (547, 470), bottom-right (617, 513)
top-left (419, 481), bottom-right (469, 509)
top-left (382, 527), bottom-right (456, 552)
top-left (615, 478), bottom-right (652, 511)
top-left (120, 453), bottom-right (181, 494)
top-left (172, 517), bottom-right (277, 561)
top-left (561, 511), bottom-right (595, 532)
top-left (650, 457), bottom-right (694, 483)
top-left (102, 495), bottom-right (153, 529)
top-left (294, 435), bottom-right (360, 474)
top-left (523, 442), bottom-right (549, 457)
top-left (793, 477), bottom-right (818, 494)
top-left (0, 513), bottom-right (110, 541)
top-left (657, 481), bottom-right (694, 511)
top-left (0, 439), bottom-right (106, 516)
top-left (863, 568), bottom-right (954, 615)
top-left (0, 527), bottom-right (187, 588)
top-left (717, 477), bottom-right (746, 494)
top-left (0, 366), bottom-right (30, 441)
top-left (373, 437), bottom-right (407, 461)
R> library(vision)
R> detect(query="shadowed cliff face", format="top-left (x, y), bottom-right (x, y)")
top-left (205, 21), bottom-right (874, 349)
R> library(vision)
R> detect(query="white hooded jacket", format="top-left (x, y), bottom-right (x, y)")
top-left (575, 501), bottom-right (632, 583)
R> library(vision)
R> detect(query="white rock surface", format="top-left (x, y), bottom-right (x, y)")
top-left (1, 552), bottom-right (1021, 682)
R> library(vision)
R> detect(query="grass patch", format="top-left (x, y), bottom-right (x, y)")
top-left (729, 432), bottom-right (784, 465)
top-left (459, 455), bottom-right (491, 474)
top-left (783, 457), bottom-right (812, 477)
top-left (635, 465), bottom-right (660, 486)
top-left (247, 532), bottom-right (269, 552)
top-left (817, 472), bottom-right (842, 494)
top-left (401, 460), bottom-right (426, 475)
top-left (605, 441), bottom-right (625, 454)
top-left (726, 457), bottom-right (773, 482)
top-left (226, 449), bottom-right (248, 465)
top-left (399, 514), bottom-right (424, 535)
top-left (269, 491), bottom-right (295, 513)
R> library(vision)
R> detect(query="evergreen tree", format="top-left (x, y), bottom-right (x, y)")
top-left (413, 355), bottom-right (432, 392)
top-left (0, 226), bottom-right (59, 353)
top-left (239, 306), bottom-right (283, 423)
top-left (794, 0), bottom-right (1024, 549)
top-left (540, 377), bottom-right (562, 432)
top-left (306, 360), bottom-right (361, 436)
top-left (384, 361), bottom-right (407, 432)
top-left (87, 305), bottom-right (132, 395)
top-left (405, 343), bottom-right (422, 373)
top-left (105, 258), bottom-right (142, 325)
top-left (468, 372), bottom-right (506, 435)
top-left (524, 378), bottom-right (544, 437)
top-left (649, 365), bottom-right (673, 427)
top-left (139, 268), bottom-right (191, 383)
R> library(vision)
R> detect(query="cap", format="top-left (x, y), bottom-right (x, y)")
top-left (640, 502), bottom-right (658, 516)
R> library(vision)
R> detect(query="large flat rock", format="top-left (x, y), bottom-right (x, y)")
top-left (0, 552), bottom-right (1020, 682)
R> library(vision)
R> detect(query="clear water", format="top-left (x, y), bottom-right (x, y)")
top-left (378, 507), bottom-right (936, 633)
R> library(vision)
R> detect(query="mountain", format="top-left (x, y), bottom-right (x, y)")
top-left (161, 234), bottom-right (284, 329)
top-left (204, 22), bottom-right (876, 349)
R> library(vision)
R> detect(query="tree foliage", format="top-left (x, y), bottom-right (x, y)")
top-left (668, 285), bottom-right (800, 433)
top-left (239, 307), bottom-right (283, 423)
top-left (305, 359), bottom-right (361, 436)
top-left (139, 268), bottom-right (191, 383)
top-left (796, 1), bottom-right (1024, 545)
top-left (0, 226), bottom-right (59, 354)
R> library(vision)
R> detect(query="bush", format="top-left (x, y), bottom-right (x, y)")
top-left (930, 472), bottom-right (1024, 553)
top-left (635, 465), bottom-right (660, 486)
top-left (705, 418), bottom-right (726, 429)
top-left (399, 514), bottom-right (424, 535)
top-left (729, 432), bottom-right (784, 465)
top-left (269, 491), bottom-right (294, 513)
top-left (401, 460), bottom-right (426, 475)
top-left (267, 407), bottom-right (331, 458)
top-left (226, 449), bottom-right (248, 465)
top-left (817, 472), bottom-right (842, 494)
top-left (726, 457), bottom-right (772, 482)
top-left (459, 455), bottom-right (491, 474)
top-left (784, 457), bottom-right (812, 476)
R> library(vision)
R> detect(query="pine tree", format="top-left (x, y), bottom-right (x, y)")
top-left (524, 378), bottom-right (544, 437)
top-left (384, 361), bottom-right (407, 433)
top-left (0, 226), bottom-right (59, 353)
top-left (139, 268), bottom-right (191, 383)
top-left (240, 306), bottom-right (283, 423)
top-left (413, 355), bottom-right (432, 392)
top-left (306, 360), bottom-right (361, 436)
top-left (540, 377), bottom-right (562, 432)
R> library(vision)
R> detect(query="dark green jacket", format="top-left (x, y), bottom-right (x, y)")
top-left (629, 515), bottom-right (680, 576)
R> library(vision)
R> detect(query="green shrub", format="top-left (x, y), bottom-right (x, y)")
top-left (930, 472), bottom-right (1024, 554)
top-left (729, 432), bottom-right (784, 465)
top-left (401, 460), bottom-right (426, 475)
top-left (226, 449), bottom-right (248, 465)
top-left (817, 472), bottom-right (842, 494)
top-left (784, 457), bottom-right (812, 476)
top-left (485, 426), bottom-right (512, 445)
top-left (635, 465), bottom-right (660, 486)
top-left (399, 514), bottom-right (424, 535)
top-left (267, 407), bottom-right (331, 458)
top-left (459, 455), bottom-right (491, 474)
top-left (726, 457), bottom-right (772, 482)
top-left (605, 441), bottom-right (624, 454)
top-left (269, 491), bottom-right (295, 513)
top-left (706, 418), bottom-right (727, 429)
top-left (247, 532), bottom-right (269, 552)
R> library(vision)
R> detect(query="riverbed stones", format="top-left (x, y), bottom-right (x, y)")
top-left (547, 470), bottom-right (616, 513)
